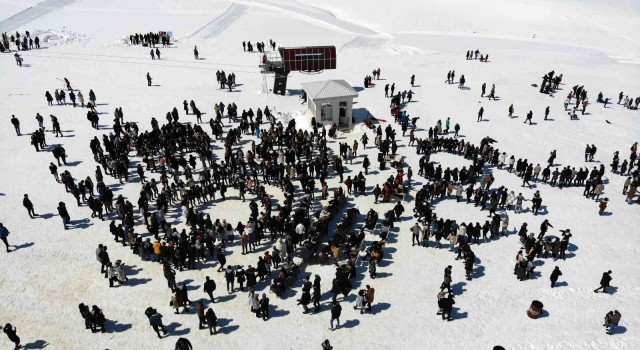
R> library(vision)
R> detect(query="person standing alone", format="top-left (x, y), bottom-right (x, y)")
top-left (0, 223), bottom-right (12, 252)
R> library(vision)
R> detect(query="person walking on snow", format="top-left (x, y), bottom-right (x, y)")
top-left (524, 111), bottom-right (533, 124)
top-left (0, 223), bottom-right (12, 252)
top-left (22, 194), bottom-right (37, 218)
top-left (550, 266), bottom-right (562, 288)
top-left (598, 198), bottom-right (608, 215)
top-left (203, 276), bottom-right (216, 303)
top-left (594, 270), bottom-right (612, 293)
top-left (145, 307), bottom-right (167, 338)
top-left (10, 115), bottom-right (20, 135)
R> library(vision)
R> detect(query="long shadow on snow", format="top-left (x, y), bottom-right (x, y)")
top-left (165, 322), bottom-right (191, 336)
top-left (22, 340), bottom-right (49, 349)
top-left (105, 319), bottom-right (132, 333)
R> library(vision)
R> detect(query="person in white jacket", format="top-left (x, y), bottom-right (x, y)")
top-left (354, 289), bottom-right (367, 314)
top-left (278, 150), bottom-right (285, 164)
top-left (458, 223), bottom-right (467, 237)
top-left (498, 152), bottom-right (507, 169)
top-left (276, 238), bottom-right (287, 261)
top-left (295, 223), bottom-right (306, 239)
top-left (107, 263), bottom-right (118, 287)
top-left (115, 260), bottom-right (128, 284)
top-left (501, 214), bottom-right (509, 235)
top-left (506, 191), bottom-right (516, 210)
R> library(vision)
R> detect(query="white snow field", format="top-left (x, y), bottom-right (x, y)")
top-left (1, 0), bottom-right (639, 349)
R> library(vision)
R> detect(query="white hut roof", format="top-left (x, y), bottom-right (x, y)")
top-left (301, 80), bottom-right (358, 100)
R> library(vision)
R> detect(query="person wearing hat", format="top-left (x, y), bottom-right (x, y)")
top-left (594, 270), bottom-right (613, 293)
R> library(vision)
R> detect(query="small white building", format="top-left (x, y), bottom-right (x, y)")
top-left (301, 80), bottom-right (358, 129)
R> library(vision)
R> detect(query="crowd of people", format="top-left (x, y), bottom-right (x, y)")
top-left (4, 26), bottom-right (638, 349)
top-left (1, 30), bottom-right (40, 52)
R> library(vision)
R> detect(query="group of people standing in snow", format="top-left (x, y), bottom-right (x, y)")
top-left (5, 27), bottom-right (639, 349)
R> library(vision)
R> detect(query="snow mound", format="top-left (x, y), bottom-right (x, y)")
top-left (33, 28), bottom-right (88, 46)
top-left (276, 109), bottom-right (312, 130)
top-left (341, 34), bottom-right (423, 56)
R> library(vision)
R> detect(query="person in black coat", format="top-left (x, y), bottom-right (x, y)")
top-left (22, 194), bottom-right (37, 218)
top-left (464, 252), bottom-right (474, 280)
top-left (312, 275), bottom-right (322, 312)
top-left (224, 267), bottom-right (235, 293)
top-left (205, 309), bottom-right (217, 335)
top-left (92, 305), bottom-right (106, 333)
top-left (203, 276), bottom-right (216, 303)
top-left (245, 266), bottom-right (257, 290)
top-left (330, 301), bottom-right (342, 330)
top-left (298, 289), bottom-right (311, 313)
top-left (330, 278), bottom-right (340, 302)
top-left (550, 266), bottom-right (562, 288)
top-left (57, 202), bottom-right (70, 229)
top-left (302, 275), bottom-right (312, 293)
top-left (393, 202), bottom-right (404, 219)
top-left (594, 270), bottom-right (613, 293)
top-left (257, 256), bottom-right (268, 281)
top-left (259, 293), bottom-right (270, 320)
top-left (216, 249), bottom-right (227, 272)
top-left (175, 337), bottom-right (193, 349)
top-left (236, 268), bottom-right (246, 291)
top-left (2, 323), bottom-right (20, 349)
top-left (10, 115), bottom-right (20, 136)
top-left (440, 294), bottom-right (455, 321)
top-left (79, 303), bottom-right (93, 330)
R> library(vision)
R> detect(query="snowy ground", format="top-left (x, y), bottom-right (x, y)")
top-left (0, 0), bottom-right (639, 349)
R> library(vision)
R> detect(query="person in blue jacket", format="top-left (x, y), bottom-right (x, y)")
top-left (0, 223), bottom-right (11, 252)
